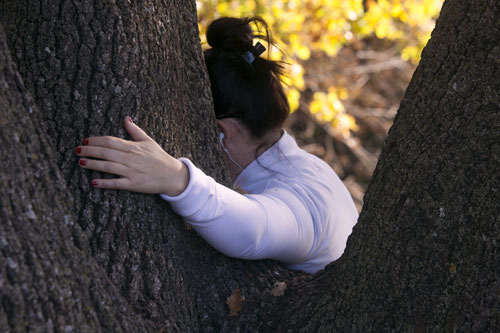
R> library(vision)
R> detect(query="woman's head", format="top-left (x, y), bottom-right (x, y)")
top-left (204, 17), bottom-right (289, 140)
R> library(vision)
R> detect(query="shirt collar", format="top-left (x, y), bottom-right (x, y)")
top-left (234, 130), bottom-right (298, 191)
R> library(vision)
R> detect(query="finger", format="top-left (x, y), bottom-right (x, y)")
top-left (75, 145), bottom-right (127, 164)
top-left (79, 158), bottom-right (129, 176)
top-left (83, 136), bottom-right (133, 152)
top-left (91, 177), bottom-right (132, 190)
top-left (124, 116), bottom-right (153, 142)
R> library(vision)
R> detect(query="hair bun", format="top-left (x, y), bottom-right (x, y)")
top-left (206, 17), bottom-right (254, 52)
top-left (204, 17), bottom-right (289, 139)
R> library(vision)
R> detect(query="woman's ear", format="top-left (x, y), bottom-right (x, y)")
top-left (215, 119), bottom-right (223, 133)
top-left (215, 119), bottom-right (234, 143)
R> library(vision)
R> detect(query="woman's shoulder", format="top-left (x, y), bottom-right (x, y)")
top-left (237, 132), bottom-right (340, 195)
top-left (277, 134), bottom-right (339, 181)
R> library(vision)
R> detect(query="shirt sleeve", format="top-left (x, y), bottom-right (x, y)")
top-left (160, 158), bottom-right (315, 264)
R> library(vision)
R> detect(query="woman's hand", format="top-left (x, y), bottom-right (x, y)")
top-left (75, 116), bottom-right (189, 196)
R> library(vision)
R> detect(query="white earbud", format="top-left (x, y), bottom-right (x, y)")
top-left (218, 132), bottom-right (243, 170)
top-left (219, 132), bottom-right (226, 150)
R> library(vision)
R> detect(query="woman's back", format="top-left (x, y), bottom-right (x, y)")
top-left (161, 130), bottom-right (358, 273)
top-left (234, 131), bottom-right (358, 272)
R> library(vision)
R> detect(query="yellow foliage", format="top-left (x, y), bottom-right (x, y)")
top-left (286, 87), bottom-right (300, 113)
top-left (310, 89), bottom-right (346, 124)
top-left (197, 0), bottom-right (443, 136)
top-left (334, 114), bottom-right (359, 138)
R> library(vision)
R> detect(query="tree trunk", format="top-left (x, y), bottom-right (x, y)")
top-left (0, 1), bottom-right (303, 331)
top-left (268, 0), bottom-right (500, 331)
top-left (0, 24), bottom-right (151, 332)
top-left (1, 0), bottom-right (499, 331)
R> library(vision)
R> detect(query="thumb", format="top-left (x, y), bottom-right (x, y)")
top-left (124, 116), bottom-right (153, 142)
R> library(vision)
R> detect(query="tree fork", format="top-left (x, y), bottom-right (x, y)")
top-left (0, 0), bottom-right (499, 331)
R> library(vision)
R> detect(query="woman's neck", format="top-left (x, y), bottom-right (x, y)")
top-left (255, 129), bottom-right (283, 158)
top-left (226, 129), bottom-right (282, 181)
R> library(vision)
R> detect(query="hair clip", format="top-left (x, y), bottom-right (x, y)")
top-left (241, 42), bottom-right (266, 64)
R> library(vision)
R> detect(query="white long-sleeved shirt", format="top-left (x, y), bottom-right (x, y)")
top-left (161, 132), bottom-right (358, 273)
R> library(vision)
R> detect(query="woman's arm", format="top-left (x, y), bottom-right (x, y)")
top-left (75, 116), bottom-right (189, 196)
top-left (161, 159), bottom-right (314, 264)
top-left (76, 117), bottom-right (314, 265)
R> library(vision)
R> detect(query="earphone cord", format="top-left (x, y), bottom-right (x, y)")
top-left (220, 133), bottom-right (244, 170)
top-left (224, 149), bottom-right (244, 170)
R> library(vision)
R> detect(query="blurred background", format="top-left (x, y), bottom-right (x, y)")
top-left (196, 0), bottom-right (444, 211)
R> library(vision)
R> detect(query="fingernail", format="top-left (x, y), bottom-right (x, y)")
top-left (83, 139), bottom-right (89, 145)
top-left (91, 180), bottom-right (98, 187)
top-left (79, 159), bottom-right (86, 166)
top-left (75, 147), bottom-right (82, 154)
top-left (127, 117), bottom-right (133, 123)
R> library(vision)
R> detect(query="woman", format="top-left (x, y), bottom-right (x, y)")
top-left (74, 17), bottom-right (358, 273)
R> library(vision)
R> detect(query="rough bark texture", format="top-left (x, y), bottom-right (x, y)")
top-left (0, 24), bottom-right (151, 332)
top-left (0, 1), bottom-right (304, 331)
top-left (269, 0), bottom-right (500, 331)
top-left (1, 0), bottom-right (499, 331)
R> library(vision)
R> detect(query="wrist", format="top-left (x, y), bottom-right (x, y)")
top-left (166, 160), bottom-right (190, 196)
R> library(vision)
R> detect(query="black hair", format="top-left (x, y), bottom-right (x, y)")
top-left (204, 17), bottom-right (290, 140)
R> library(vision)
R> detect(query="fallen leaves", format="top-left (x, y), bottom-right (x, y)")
top-left (226, 289), bottom-right (245, 316)
top-left (226, 282), bottom-right (287, 317)
top-left (271, 281), bottom-right (287, 297)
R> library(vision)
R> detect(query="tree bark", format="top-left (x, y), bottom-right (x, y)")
top-left (269, 0), bottom-right (500, 331)
top-left (0, 0), bottom-right (499, 331)
top-left (0, 24), bottom-right (151, 332)
top-left (0, 1), bottom-right (303, 331)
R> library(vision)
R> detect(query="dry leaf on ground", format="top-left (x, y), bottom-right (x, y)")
top-left (183, 220), bottom-right (192, 230)
top-left (226, 289), bottom-right (245, 316)
top-left (271, 281), bottom-right (287, 296)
